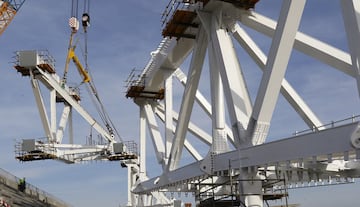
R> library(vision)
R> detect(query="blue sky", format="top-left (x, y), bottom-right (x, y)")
top-left (0, 0), bottom-right (359, 207)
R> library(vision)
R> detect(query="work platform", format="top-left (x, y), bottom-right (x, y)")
top-left (161, 0), bottom-right (259, 39)
top-left (108, 153), bottom-right (138, 161)
top-left (162, 10), bottom-right (198, 39)
top-left (126, 85), bottom-right (165, 100)
top-left (15, 138), bottom-right (139, 164)
top-left (125, 69), bottom-right (165, 100)
top-left (109, 141), bottom-right (139, 162)
top-left (15, 151), bottom-right (57, 162)
top-left (13, 50), bottom-right (83, 102)
top-left (13, 50), bottom-right (56, 76)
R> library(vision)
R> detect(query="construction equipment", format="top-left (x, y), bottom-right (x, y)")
top-left (0, 0), bottom-right (25, 36)
top-left (62, 0), bottom-right (91, 86)
top-left (125, 1), bottom-right (360, 206)
top-left (10, 1), bottom-right (168, 205)
top-left (12, 0), bottom-right (137, 164)
top-left (8, 0), bottom-right (360, 206)
top-left (65, 45), bottom-right (91, 84)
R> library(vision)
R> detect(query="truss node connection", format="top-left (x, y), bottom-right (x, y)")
top-left (8, 0), bottom-right (360, 206)
top-left (12, 50), bottom-right (138, 164)
top-left (124, 0), bottom-right (360, 206)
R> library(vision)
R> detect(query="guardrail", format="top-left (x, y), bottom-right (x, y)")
top-left (161, 0), bottom-right (183, 27)
top-left (0, 168), bottom-right (72, 207)
top-left (294, 115), bottom-right (360, 136)
top-left (161, 0), bottom-right (204, 27)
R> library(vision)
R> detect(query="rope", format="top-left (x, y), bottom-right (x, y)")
top-left (83, 0), bottom-right (90, 14)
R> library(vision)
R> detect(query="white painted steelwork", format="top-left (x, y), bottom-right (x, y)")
top-left (126, 0), bottom-right (360, 206)
top-left (13, 50), bottom-right (170, 207)
top-left (11, 0), bottom-right (360, 206)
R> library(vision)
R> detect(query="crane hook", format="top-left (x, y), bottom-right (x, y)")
top-left (82, 13), bottom-right (90, 32)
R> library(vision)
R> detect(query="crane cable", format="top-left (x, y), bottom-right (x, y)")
top-left (79, 0), bottom-right (123, 142)
top-left (62, 0), bottom-right (80, 86)
top-left (71, 0), bottom-right (79, 18)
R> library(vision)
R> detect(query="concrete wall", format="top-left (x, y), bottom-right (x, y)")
top-left (0, 168), bottom-right (71, 207)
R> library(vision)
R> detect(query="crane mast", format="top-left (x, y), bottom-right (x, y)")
top-left (0, 0), bottom-right (25, 36)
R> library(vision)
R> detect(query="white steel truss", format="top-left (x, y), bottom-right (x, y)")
top-left (11, 0), bottom-right (360, 206)
top-left (126, 0), bottom-right (360, 206)
top-left (13, 50), bottom-right (170, 206)
top-left (13, 50), bottom-right (117, 162)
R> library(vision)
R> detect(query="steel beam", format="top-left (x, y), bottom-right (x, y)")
top-left (250, 0), bottom-right (306, 145)
top-left (199, 10), bottom-right (252, 146)
top-left (155, 107), bottom-right (204, 161)
top-left (34, 67), bottom-right (114, 143)
top-left (156, 104), bottom-right (212, 146)
top-left (173, 69), bottom-right (236, 145)
top-left (140, 38), bottom-right (194, 91)
top-left (139, 104), bottom-right (147, 180)
top-left (341, 0), bottom-right (360, 97)
top-left (29, 69), bottom-right (53, 142)
top-left (232, 23), bottom-right (324, 130)
top-left (164, 71), bottom-right (173, 158)
top-left (134, 121), bottom-right (360, 193)
top-left (50, 89), bottom-right (57, 140)
top-left (143, 103), bottom-right (166, 167)
top-left (56, 105), bottom-right (71, 143)
top-left (173, 68), bottom-right (212, 117)
top-left (167, 28), bottom-right (208, 171)
top-left (240, 12), bottom-right (354, 77)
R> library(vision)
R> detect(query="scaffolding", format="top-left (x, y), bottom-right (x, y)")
top-left (195, 176), bottom-right (289, 207)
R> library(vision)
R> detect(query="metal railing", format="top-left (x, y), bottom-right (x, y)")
top-left (161, 0), bottom-right (202, 27)
top-left (14, 138), bottom-right (57, 158)
top-left (161, 0), bottom-right (182, 27)
top-left (0, 167), bottom-right (72, 207)
top-left (294, 115), bottom-right (360, 136)
top-left (124, 140), bottom-right (138, 156)
top-left (37, 49), bottom-right (56, 69)
top-left (125, 37), bottom-right (173, 91)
